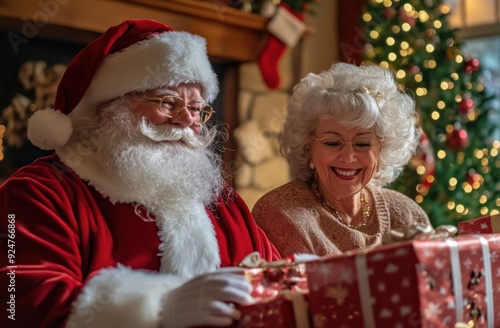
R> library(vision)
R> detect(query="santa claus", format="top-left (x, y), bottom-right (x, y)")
top-left (0, 19), bottom-right (281, 328)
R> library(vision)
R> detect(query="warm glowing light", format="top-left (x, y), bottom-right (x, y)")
top-left (431, 111), bottom-right (440, 120)
top-left (392, 25), bottom-right (400, 33)
top-left (477, 84), bottom-right (484, 92)
top-left (370, 30), bottom-right (380, 39)
top-left (451, 73), bottom-right (459, 80)
top-left (403, 3), bottom-right (413, 12)
top-left (440, 81), bottom-right (448, 90)
top-left (415, 74), bottom-right (423, 82)
top-left (465, 82), bottom-right (472, 90)
top-left (437, 101), bottom-right (445, 109)
top-left (480, 195), bottom-right (487, 204)
top-left (467, 111), bottom-right (477, 121)
top-left (402, 23), bottom-right (411, 31)
top-left (456, 55), bottom-right (463, 63)
top-left (416, 165), bottom-right (426, 175)
top-left (434, 20), bottom-right (442, 28)
top-left (363, 13), bottom-right (373, 22)
top-left (396, 70), bottom-right (406, 79)
top-left (449, 178), bottom-right (457, 187)
top-left (440, 3), bottom-right (451, 14)
top-left (419, 10), bottom-right (429, 22)
top-left (383, 0), bottom-right (393, 7)
top-left (386, 37), bottom-right (395, 46)
top-left (400, 49), bottom-right (408, 57)
top-left (380, 61), bottom-right (389, 69)
top-left (437, 150), bottom-right (446, 159)
top-left (426, 44), bottom-right (435, 53)
top-left (401, 41), bottom-right (409, 49)
top-left (456, 204), bottom-right (465, 213)
top-left (388, 52), bottom-right (397, 61)
top-left (447, 201), bottom-right (455, 210)
top-left (428, 60), bottom-right (437, 68)
top-left (415, 195), bottom-right (423, 203)
top-left (416, 88), bottom-right (427, 96)
top-left (427, 176), bottom-right (435, 183)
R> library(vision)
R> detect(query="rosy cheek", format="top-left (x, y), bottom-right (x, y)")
top-left (190, 125), bottom-right (201, 135)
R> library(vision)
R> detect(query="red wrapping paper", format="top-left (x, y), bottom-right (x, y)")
top-left (458, 213), bottom-right (500, 234)
top-left (204, 262), bottom-right (310, 328)
top-left (305, 234), bottom-right (500, 328)
top-left (229, 295), bottom-right (299, 328)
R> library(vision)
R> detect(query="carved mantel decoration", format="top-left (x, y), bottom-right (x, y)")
top-left (0, 0), bottom-right (269, 63)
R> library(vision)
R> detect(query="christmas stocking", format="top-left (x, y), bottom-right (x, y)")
top-left (258, 2), bottom-right (306, 89)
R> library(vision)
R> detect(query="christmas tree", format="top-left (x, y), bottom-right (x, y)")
top-left (361, 0), bottom-right (500, 226)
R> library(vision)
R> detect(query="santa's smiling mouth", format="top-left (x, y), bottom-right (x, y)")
top-left (332, 167), bottom-right (361, 179)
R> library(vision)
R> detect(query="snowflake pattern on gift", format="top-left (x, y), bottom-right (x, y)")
top-left (423, 302), bottom-right (442, 319)
top-left (490, 250), bottom-right (498, 263)
top-left (309, 261), bottom-right (355, 291)
top-left (325, 284), bottom-right (349, 305)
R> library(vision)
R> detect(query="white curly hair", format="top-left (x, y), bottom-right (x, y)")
top-left (280, 62), bottom-right (421, 189)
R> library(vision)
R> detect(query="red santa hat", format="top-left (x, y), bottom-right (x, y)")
top-left (27, 19), bottom-right (219, 150)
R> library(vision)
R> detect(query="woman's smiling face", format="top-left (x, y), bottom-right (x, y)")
top-left (310, 118), bottom-right (381, 200)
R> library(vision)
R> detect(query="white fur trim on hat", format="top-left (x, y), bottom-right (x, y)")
top-left (70, 31), bottom-right (219, 120)
top-left (27, 108), bottom-right (73, 150)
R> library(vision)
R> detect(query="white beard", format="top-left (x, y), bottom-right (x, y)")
top-left (58, 99), bottom-right (224, 278)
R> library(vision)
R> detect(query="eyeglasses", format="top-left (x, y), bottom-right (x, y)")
top-left (314, 133), bottom-right (381, 152)
top-left (137, 95), bottom-right (215, 125)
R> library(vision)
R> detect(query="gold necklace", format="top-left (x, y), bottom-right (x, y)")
top-left (311, 181), bottom-right (371, 229)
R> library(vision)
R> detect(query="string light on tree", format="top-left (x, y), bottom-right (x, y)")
top-left (362, 0), bottom-right (500, 224)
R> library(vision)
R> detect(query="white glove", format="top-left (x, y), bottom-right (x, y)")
top-left (161, 268), bottom-right (253, 328)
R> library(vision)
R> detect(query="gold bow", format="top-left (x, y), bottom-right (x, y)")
top-left (382, 224), bottom-right (458, 244)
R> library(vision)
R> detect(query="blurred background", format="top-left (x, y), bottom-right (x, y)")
top-left (0, 0), bottom-right (498, 227)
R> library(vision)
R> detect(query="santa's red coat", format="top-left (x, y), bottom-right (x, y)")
top-left (0, 155), bottom-right (280, 327)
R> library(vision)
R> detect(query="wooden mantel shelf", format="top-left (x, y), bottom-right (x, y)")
top-left (0, 0), bottom-right (269, 62)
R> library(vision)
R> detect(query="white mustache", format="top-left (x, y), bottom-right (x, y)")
top-left (137, 118), bottom-right (209, 148)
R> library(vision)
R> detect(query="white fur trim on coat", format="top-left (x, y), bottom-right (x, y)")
top-left (70, 31), bottom-right (219, 121)
top-left (27, 108), bottom-right (73, 150)
top-left (157, 202), bottom-right (220, 279)
top-left (66, 265), bottom-right (185, 328)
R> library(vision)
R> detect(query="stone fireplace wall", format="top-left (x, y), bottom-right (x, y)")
top-left (233, 52), bottom-right (296, 209)
top-left (232, 1), bottom-right (338, 210)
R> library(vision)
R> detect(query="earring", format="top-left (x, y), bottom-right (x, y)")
top-left (309, 161), bottom-right (315, 170)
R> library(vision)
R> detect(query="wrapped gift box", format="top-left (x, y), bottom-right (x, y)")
top-left (458, 213), bottom-right (500, 234)
top-left (305, 234), bottom-right (500, 328)
top-left (229, 294), bottom-right (309, 328)
top-left (204, 259), bottom-right (311, 328)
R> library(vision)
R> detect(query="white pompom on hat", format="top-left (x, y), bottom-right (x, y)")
top-left (27, 19), bottom-right (219, 150)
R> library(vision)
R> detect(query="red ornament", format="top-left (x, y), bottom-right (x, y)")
top-left (399, 8), bottom-right (416, 26)
top-left (459, 97), bottom-right (474, 114)
top-left (464, 57), bottom-right (480, 74)
top-left (383, 7), bottom-right (397, 19)
top-left (409, 131), bottom-right (435, 193)
top-left (466, 171), bottom-right (482, 185)
top-left (406, 64), bottom-right (420, 75)
top-left (446, 128), bottom-right (469, 150)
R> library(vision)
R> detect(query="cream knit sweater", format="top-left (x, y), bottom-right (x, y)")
top-left (252, 179), bottom-right (431, 258)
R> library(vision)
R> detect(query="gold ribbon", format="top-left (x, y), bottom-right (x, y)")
top-left (382, 224), bottom-right (458, 244)
top-left (238, 252), bottom-right (310, 328)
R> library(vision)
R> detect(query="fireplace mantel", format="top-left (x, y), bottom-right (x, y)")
top-left (0, 0), bottom-right (269, 62)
